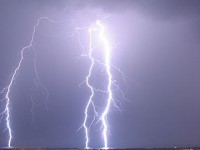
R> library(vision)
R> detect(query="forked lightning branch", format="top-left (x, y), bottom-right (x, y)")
top-left (83, 20), bottom-right (112, 149)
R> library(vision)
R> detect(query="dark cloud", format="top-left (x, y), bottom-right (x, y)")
top-left (65, 0), bottom-right (200, 20)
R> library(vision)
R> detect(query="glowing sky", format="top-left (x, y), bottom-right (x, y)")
top-left (0, 0), bottom-right (200, 148)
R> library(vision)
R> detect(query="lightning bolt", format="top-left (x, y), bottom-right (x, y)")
top-left (97, 20), bottom-right (112, 149)
top-left (0, 17), bottom-right (56, 147)
top-left (82, 20), bottom-right (113, 149)
top-left (83, 28), bottom-right (96, 149)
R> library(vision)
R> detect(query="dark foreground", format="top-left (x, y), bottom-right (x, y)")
top-left (0, 148), bottom-right (200, 150)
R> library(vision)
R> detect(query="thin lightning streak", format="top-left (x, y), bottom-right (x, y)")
top-left (33, 47), bottom-right (50, 110)
top-left (83, 28), bottom-right (95, 149)
top-left (29, 47), bottom-right (50, 122)
top-left (0, 17), bottom-right (56, 147)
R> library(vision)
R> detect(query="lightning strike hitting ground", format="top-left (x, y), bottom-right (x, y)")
top-left (97, 21), bottom-right (112, 149)
top-left (83, 28), bottom-right (96, 149)
top-left (82, 20), bottom-right (113, 149)
top-left (0, 17), bottom-right (55, 147)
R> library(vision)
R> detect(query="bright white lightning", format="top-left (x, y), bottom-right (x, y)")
top-left (97, 21), bottom-right (112, 149)
top-left (83, 20), bottom-right (112, 149)
top-left (0, 17), bottom-right (55, 147)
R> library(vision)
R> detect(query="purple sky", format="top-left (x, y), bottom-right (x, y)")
top-left (0, 0), bottom-right (200, 148)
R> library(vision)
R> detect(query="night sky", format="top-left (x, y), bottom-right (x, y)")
top-left (0, 0), bottom-right (200, 148)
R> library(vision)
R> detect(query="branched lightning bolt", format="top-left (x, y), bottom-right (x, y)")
top-left (82, 20), bottom-right (113, 149)
top-left (0, 17), bottom-right (56, 147)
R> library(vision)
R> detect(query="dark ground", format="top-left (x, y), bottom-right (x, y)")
top-left (0, 148), bottom-right (200, 150)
